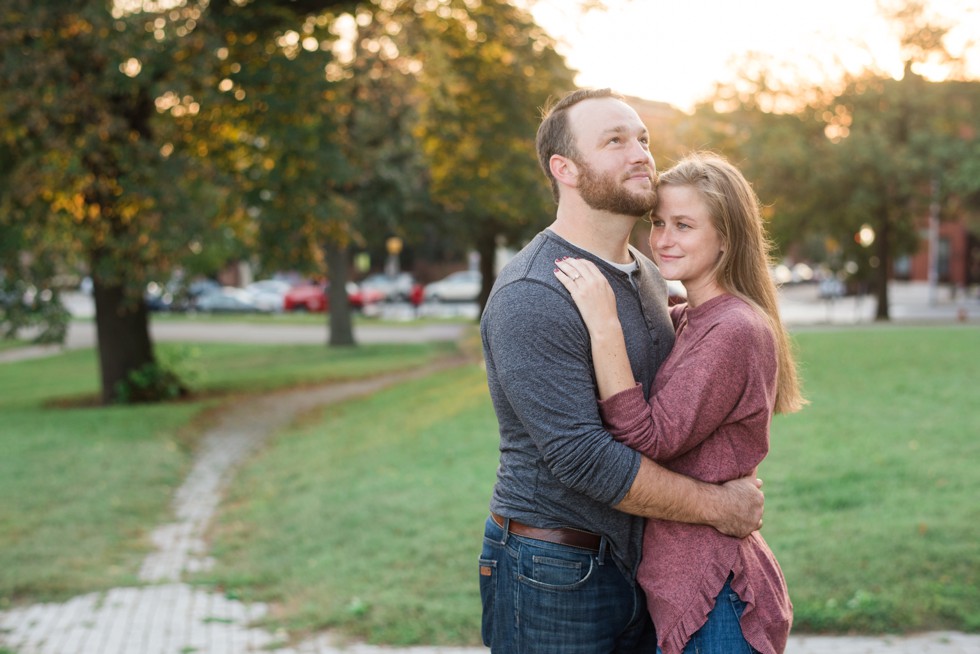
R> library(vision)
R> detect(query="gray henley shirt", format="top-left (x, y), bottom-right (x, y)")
top-left (481, 229), bottom-right (675, 576)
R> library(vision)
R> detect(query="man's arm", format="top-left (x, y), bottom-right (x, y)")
top-left (615, 456), bottom-right (764, 538)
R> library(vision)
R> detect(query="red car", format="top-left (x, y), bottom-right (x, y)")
top-left (283, 283), bottom-right (384, 312)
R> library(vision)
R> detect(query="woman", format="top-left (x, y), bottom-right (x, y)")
top-left (554, 152), bottom-right (806, 654)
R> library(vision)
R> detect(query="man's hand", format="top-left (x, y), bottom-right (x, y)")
top-left (710, 476), bottom-right (764, 538)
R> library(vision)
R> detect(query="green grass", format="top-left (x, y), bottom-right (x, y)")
top-left (0, 339), bottom-right (460, 609)
top-left (199, 325), bottom-right (980, 645)
top-left (1, 325), bottom-right (977, 644)
top-left (764, 325), bottom-right (980, 634)
top-left (201, 365), bottom-right (497, 645)
top-left (0, 339), bottom-right (27, 353)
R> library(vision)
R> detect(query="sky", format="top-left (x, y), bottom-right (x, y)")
top-left (530, 0), bottom-right (980, 112)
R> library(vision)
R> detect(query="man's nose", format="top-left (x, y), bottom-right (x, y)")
top-left (628, 139), bottom-right (651, 163)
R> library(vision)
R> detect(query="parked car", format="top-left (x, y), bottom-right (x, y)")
top-left (194, 286), bottom-right (271, 313)
top-left (283, 282), bottom-right (384, 312)
top-left (245, 279), bottom-right (293, 312)
top-left (423, 270), bottom-right (482, 303)
top-left (144, 281), bottom-right (178, 312)
top-left (146, 277), bottom-right (221, 312)
top-left (358, 272), bottom-right (420, 302)
top-left (283, 284), bottom-right (327, 312)
top-left (348, 282), bottom-right (385, 309)
top-left (818, 277), bottom-right (846, 299)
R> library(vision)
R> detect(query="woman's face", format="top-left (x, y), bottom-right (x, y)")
top-left (649, 184), bottom-right (724, 304)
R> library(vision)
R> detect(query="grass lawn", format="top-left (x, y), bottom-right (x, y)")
top-left (197, 324), bottom-right (980, 645)
top-left (765, 325), bottom-right (980, 634)
top-left (1, 324), bottom-right (977, 645)
top-left (0, 338), bottom-right (460, 608)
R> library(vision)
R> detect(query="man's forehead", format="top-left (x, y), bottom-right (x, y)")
top-left (569, 98), bottom-right (646, 139)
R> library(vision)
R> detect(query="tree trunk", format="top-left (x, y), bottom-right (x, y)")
top-left (92, 277), bottom-right (156, 404)
top-left (873, 211), bottom-right (891, 322)
top-left (476, 232), bottom-right (496, 320)
top-left (325, 242), bottom-right (355, 347)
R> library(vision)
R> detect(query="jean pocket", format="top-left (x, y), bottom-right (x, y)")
top-left (478, 558), bottom-right (497, 646)
top-left (520, 551), bottom-right (595, 591)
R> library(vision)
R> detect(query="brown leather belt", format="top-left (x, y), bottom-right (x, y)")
top-left (491, 512), bottom-right (601, 552)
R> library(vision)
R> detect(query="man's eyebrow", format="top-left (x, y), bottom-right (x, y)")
top-left (600, 125), bottom-right (629, 136)
top-left (599, 125), bottom-right (647, 139)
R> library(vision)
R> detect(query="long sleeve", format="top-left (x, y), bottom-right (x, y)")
top-left (486, 282), bottom-right (641, 504)
top-left (598, 296), bottom-right (776, 465)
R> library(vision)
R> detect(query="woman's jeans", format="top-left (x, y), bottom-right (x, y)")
top-left (665, 574), bottom-right (758, 654)
top-left (479, 515), bottom-right (656, 653)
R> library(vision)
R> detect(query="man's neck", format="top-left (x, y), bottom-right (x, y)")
top-left (549, 204), bottom-right (639, 264)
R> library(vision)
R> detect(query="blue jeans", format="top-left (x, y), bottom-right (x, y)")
top-left (664, 575), bottom-right (758, 654)
top-left (479, 515), bottom-right (656, 653)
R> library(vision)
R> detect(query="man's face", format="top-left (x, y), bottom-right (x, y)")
top-left (568, 98), bottom-right (657, 217)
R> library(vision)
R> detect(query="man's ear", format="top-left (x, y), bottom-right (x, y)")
top-left (550, 154), bottom-right (578, 188)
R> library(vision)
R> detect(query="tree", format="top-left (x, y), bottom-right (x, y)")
top-left (694, 2), bottom-right (980, 320)
top-left (204, 7), bottom-right (361, 345)
top-left (0, 1), bottom-right (235, 402)
top-left (803, 1), bottom-right (980, 319)
top-left (411, 0), bottom-right (575, 311)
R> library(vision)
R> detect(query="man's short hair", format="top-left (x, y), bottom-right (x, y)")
top-left (536, 88), bottom-right (623, 203)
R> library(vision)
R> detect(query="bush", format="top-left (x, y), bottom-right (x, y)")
top-left (113, 361), bottom-right (189, 403)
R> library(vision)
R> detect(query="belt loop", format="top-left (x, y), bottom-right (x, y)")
top-left (597, 536), bottom-right (608, 565)
top-left (501, 516), bottom-right (511, 545)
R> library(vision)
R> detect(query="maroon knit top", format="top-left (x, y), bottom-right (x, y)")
top-left (598, 293), bottom-right (792, 654)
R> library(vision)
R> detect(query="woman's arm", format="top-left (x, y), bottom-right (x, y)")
top-left (556, 258), bottom-right (766, 462)
top-left (554, 258), bottom-right (636, 400)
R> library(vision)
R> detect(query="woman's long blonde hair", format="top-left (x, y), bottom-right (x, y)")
top-left (658, 152), bottom-right (806, 414)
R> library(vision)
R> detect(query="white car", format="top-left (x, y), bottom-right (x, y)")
top-left (423, 270), bottom-right (482, 303)
top-left (195, 286), bottom-right (271, 313)
top-left (245, 279), bottom-right (293, 312)
top-left (358, 273), bottom-right (417, 302)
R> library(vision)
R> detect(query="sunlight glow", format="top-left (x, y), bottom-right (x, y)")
top-left (530, 0), bottom-right (980, 112)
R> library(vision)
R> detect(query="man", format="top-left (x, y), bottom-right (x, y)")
top-left (478, 88), bottom-right (765, 653)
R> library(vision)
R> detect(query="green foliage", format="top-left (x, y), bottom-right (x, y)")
top-left (414, 0), bottom-right (575, 239)
top-left (113, 361), bottom-right (188, 404)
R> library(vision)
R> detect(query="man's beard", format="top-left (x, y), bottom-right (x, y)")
top-left (577, 160), bottom-right (657, 217)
